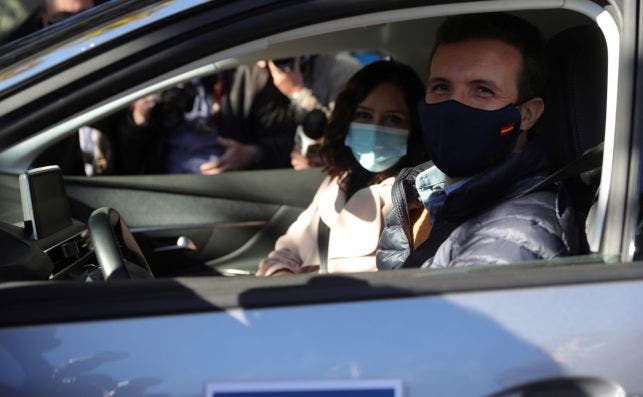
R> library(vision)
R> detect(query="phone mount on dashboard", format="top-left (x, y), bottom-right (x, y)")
top-left (19, 165), bottom-right (73, 240)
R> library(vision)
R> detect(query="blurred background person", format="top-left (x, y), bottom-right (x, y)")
top-left (199, 64), bottom-right (296, 174)
top-left (3, 0), bottom-right (95, 42)
top-left (201, 54), bottom-right (362, 174)
top-left (267, 53), bottom-right (362, 171)
top-left (116, 65), bottom-right (298, 175)
top-left (268, 53), bottom-right (360, 117)
top-left (116, 80), bottom-right (222, 174)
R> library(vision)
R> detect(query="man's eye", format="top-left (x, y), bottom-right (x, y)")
top-left (475, 86), bottom-right (494, 96)
top-left (429, 83), bottom-right (449, 93)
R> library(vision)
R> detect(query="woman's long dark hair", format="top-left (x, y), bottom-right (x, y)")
top-left (321, 60), bottom-right (426, 199)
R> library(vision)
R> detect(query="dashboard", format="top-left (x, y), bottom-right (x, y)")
top-left (0, 167), bottom-right (98, 281)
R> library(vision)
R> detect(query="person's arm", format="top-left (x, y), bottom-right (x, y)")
top-left (248, 75), bottom-right (298, 169)
top-left (207, 65), bottom-right (297, 172)
top-left (327, 178), bottom-right (395, 273)
top-left (268, 56), bottom-right (353, 115)
top-left (256, 177), bottom-right (330, 276)
top-left (376, 209), bottom-right (412, 270)
top-left (199, 136), bottom-right (259, 174)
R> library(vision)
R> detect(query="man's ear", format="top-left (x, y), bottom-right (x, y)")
top-left (518, 97), bottom-right (544, 131)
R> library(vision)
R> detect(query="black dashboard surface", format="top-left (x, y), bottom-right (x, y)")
top-left (0, 173), bottom-right (91, 281)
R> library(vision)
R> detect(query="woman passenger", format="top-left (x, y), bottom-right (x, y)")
top-left (257, 60), bottom-right (425, 276)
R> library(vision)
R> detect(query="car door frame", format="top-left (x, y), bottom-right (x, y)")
top-left (0, 0), bottom-right (640, 331)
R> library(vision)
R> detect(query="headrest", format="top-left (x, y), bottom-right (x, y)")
top-left (535, 24), bottom-right (607, 170)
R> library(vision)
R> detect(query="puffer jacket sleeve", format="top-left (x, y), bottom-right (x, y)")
top-left (425, 190), bottom-right (577, 269)
top-left (376, 164), bottom-right (429, 270)
top-left (376, 208), bottom-right (411, 270)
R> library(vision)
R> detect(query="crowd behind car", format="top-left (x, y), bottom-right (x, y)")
top-left (35, 53), bottom-right (365, 176)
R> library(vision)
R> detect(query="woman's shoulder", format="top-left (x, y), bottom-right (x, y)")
top-left (345, 176), bottom-right (396, 206)
top-left (365, 176), bottom-right (396, 196)
top-left (378, 176), bottom-right (396, 187)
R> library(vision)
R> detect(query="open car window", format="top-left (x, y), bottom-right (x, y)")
top-left (31, 51), bottom-right (385, 177)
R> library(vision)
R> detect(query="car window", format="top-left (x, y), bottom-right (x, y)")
top-left (33, 52), bottom-right (386, 177)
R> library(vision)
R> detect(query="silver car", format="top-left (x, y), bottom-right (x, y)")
top-left (0, 0), bottom-right (641, 396)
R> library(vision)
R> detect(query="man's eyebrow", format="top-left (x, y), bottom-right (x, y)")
top-left (356, 105), bottom-right (373, 111)
top-left (427, 77), bottom-right (449, 85)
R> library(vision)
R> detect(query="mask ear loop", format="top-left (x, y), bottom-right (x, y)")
top-left (491, 101), bottom-right (527, 163)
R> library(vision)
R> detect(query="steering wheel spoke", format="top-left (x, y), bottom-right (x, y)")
top-left (88, 207), bottom-right (154, 280)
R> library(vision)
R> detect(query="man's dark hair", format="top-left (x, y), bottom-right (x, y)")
top-left (431, 12), bottom-right (546, 102)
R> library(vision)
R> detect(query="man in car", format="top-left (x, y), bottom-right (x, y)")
top-left (377, 12), bottom-right (578, 270)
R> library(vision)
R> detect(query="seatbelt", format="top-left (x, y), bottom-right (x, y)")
top-left (317, 219), bottom-right (331, 273)
top-left (514, 142), bottom-right (603, 199)
top-left (400, 142), bottom-right (603, 268)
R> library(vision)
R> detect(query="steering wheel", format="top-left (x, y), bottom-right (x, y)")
top-left (88, 207), bottom-right (154, 280)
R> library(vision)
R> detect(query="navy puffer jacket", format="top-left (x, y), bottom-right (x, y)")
top-left (376, 143), bottom-right (579, 270)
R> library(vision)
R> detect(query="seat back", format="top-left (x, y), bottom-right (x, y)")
top-left (534, 24), bottom-right (608, 253)
top-left (536, 24), bottom-right (607, 171)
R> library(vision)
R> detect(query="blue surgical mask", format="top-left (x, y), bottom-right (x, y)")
top-left (344, 122), bottom-right (408, 173)
top-left (417, 100), bottom-right (521, 178)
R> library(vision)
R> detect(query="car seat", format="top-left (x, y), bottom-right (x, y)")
top-left (534, 23), bottom-right (608, 254)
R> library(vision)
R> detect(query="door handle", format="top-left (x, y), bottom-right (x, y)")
top-left (154, 236), bottom-right (198, 253)
top-left (487, 376), bottom-right (625, 397)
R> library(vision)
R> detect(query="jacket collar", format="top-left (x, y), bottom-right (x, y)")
top-left (424, 141), bottom-right (551, 222)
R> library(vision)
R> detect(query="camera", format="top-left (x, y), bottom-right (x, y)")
top-left (273, 57), bottom-right (296, 72)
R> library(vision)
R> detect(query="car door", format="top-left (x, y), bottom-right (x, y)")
top-left (63, 168), bottom-right (324, 276)
top-left (1, 0), bottom-right (643, 396)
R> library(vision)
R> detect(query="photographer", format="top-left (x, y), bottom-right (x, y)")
top-left (110, 93), bottom-right (166, 174)
top-left (199, 63), bottom-right (297, 174)
top-left (267, 53), bottom-right (360, 170)
top-left (114, 79), bottom-right (222, 174)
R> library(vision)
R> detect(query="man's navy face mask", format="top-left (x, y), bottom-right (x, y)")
top-left (418, 99), bottom-right (522, 178)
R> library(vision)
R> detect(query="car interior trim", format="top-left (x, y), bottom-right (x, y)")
top-left (592, 9), bottom-right (621, 257)
top-left (3, 260), bottom-right (642, 328)
top-left (129, 221), bottom-right (268, 234)
top-left (623, 2), bottom-right (643, 262)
